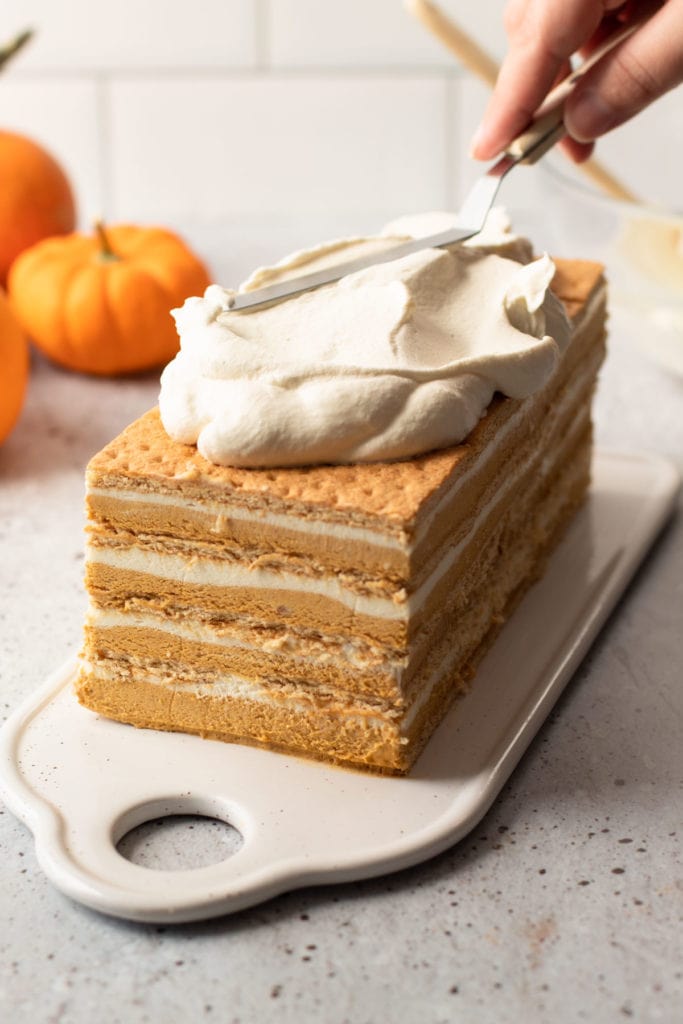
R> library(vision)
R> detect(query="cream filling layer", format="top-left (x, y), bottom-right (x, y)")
top-left (87, 607), bottom-right (399, 673)
top-left (81, 623), bottom-right (452, 735)
top-left (88, 541), bottom-right (406, 619)
top-left (87, 486), bottom-right (407, 550)
top-left (86, 366), bottom-right (595, 624)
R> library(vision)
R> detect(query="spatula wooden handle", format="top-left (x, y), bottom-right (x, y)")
top-left (506, 110), bottom-right (566, 165)
top-left (0, 28), bottom-right (33, 72)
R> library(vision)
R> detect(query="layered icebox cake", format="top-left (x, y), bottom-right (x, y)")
top-left (76, 216), bottom-right (607, 773)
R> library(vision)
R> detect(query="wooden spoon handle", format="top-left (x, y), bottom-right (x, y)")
top-left (0, 29), bottom-right (34, 73)
top-left (405, 0), bottom-right (498, 86)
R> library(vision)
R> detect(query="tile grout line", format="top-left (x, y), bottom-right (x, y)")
top-left (254, 0), bottom-right (270, 70)
top-left (444, 72), bottom-right (460, 210)
top-left (5, 64), bottom-right (460, 80)
top-left (95, 73), bottom-right (114, 223)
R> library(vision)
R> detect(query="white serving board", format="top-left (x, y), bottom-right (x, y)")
top-left (0, 450), bottom-right (678, 924)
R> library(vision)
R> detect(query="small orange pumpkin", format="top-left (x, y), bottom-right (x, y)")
top-left (8, 223), bottom-right (212, 376)
top-left (0, 286), bottom-right (29, 444)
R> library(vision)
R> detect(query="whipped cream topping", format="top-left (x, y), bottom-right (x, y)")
top-left (159, 212), bottom-right (570, 467)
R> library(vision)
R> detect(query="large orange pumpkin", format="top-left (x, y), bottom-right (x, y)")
top-left (0, 286), bottom-right (29, 444)
top-left (0, 130), bottom-right (76, 286)
top-left (8, 223), bottom-right (212, 376)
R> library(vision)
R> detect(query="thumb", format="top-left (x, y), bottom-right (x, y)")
top-left (565, 0), bottom-right (683, 142)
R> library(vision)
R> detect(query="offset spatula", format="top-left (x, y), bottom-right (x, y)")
top-left (228, 19), bottom-right (641, 313)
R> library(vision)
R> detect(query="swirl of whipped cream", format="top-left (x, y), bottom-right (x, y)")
top-left (159, 214), bottom-right (570, 467)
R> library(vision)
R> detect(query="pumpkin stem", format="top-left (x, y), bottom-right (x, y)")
top-left (94, 220), bottom-right (120, 263)
top-left (0, 29), bottom-right (34, 73)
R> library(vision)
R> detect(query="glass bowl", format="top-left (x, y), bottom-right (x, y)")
top-left (537, 158), bottom-right (683, 376)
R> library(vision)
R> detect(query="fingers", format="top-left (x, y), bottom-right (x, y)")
top-left (565, 0), bottom-right (683, 141)
top-left (471, 0), bottom-right (681, 160)
top-left (550, 58), bottom-right (597, 158)
top-left (559, 136), bottom-right (596, 162)
top-left (471, 0), bottom-right (610, 159)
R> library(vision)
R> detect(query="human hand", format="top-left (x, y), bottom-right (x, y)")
top-left (470, 0), bottom-right (683, 162)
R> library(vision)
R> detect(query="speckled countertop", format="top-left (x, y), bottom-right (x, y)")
top-left (1, 247), bottom-right (682, 1023)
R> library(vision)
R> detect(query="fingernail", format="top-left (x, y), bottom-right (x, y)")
top-left (566, 89), bottom-right (617, 142)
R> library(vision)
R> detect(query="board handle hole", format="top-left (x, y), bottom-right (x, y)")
top-left (114, 797), bottom-right (244, 872)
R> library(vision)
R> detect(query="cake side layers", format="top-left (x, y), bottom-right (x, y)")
top-left (77, 427), bottom-right (592, 773)
top-left (401, 431), bottom-right (592, 770)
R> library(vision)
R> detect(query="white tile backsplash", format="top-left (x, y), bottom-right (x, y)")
top-left (0, 0), bottom-right (680, 251)
top-left (269, 0), bottom-right (508, 68)
top-left (0, 78), bottom-right (103, 222)
top-left (109, 75), bottom-right (448, 224)
top-left (594, 88), bottom-right (682, 211)
top-left (2, 0), bottom-right (257, 70)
